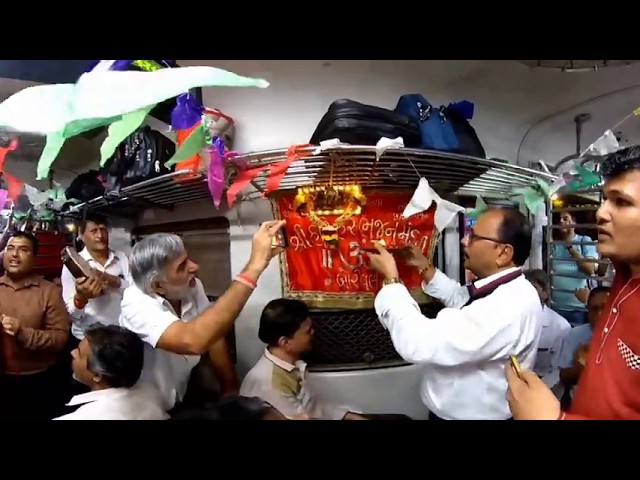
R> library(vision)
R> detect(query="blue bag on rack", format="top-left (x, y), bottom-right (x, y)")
top-left (394, 94), bottom-right (485, 157)
top-left (395, 94), bottom-right (458, 151)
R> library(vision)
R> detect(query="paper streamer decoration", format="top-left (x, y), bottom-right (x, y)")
top-left (0, 139), bottom-right (18, 168)
top-left (465, 195), bottom-right (489, 220)
top-left (208, 137), bottom-right (227, 208)
top-left (375, 136), bottom-right (404, 161)
top-left (0, 139), bottom-right (24, 202)
top-left (0, 65), bottom-right (269, 179)
top-left (0, 189), bottom-right (7, 210)
top-left (171, 93), bottom-right (205, 173)
top-left (511, 178), bottom-right (552, 215)
top-left (401, 177), bottom-right (465, 232)
top-left (226, 144), bottom-right (314, 208)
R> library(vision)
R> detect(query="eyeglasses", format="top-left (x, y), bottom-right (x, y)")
top-left (467, 231), bottom-right (504, 244)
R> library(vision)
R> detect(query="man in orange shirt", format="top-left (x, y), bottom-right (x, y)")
top-left (506, 145), bottom-right (640, 420)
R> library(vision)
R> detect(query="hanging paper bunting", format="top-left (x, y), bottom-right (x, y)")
top-left (512, 178), bottom-right (552, 214)
top-left (226, 144), bottom-right (314, 208)
top-left (208, 137), bottom-right (227, 208)
top-left (0, 189), bottom-right (7, 210)
top-left (166, 122), bottom-right (208, 167)
top-left (465, 195), bottom-right (489, 220)
top-left (0, 63), bottom-right (269, 180)
top-left (562, 165), bottom-right (602, 193)
top-left (0, 139), bottom-right (23, 203)
top-left (401, 177), bottom-right (465, 232)
top-left (170, 93), bottom-right (205, 173)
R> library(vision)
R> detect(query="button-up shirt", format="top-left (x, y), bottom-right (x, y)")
top-left (119, 279), bottom-right (208, 410)
top-left (240, 348), bottom-right (350, 420)
top-left (562, 262), bottom-right (640, 420)
top-left (551, 235), bottom-right (598, 310)
top-left (374, 267), bottom-right (543, 420)
top-left (0, 274), bottom-right (70, 374)
top-left (535, 306), bottom-right (572, 386)
top-left (61, 248), bottom-right (130, 340)
top-left (53, 383), bottom-right (169, 420)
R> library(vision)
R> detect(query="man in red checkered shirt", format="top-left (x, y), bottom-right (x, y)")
top-left (506, 145), bottom-right (640, 420)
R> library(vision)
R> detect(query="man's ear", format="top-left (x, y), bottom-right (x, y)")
top-left (276, 336), bottom-right (289, 349)
top-left (92, 372), bottom-right (103, 384)
top-left (150, 279), bottom-right (164, 295)
top-left (498, 244), bottom-right (514, 267)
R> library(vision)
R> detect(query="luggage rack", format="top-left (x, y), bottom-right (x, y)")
top-left (241, 146), bottom-right (557, 196)
top-left (68, 146), bottom-right (557, 217)
top-left (66, 170), bottom-right (214, 218)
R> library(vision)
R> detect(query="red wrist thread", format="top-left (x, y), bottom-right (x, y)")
top-left (236, 273), bottom-right (257, 289)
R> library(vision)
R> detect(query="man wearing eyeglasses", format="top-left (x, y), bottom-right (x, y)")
top-left (368, 207), bottom-right (543, 420)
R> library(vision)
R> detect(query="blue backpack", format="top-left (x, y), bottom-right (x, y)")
top-left (394, 94), bottom-right (485, 157)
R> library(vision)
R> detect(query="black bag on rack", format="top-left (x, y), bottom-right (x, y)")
top-left (102, 126), bottom-right (176, 194)
top-left (310, 99), bottom-right (422, 147)
top-left (65, 170), bottom-right (106, 203)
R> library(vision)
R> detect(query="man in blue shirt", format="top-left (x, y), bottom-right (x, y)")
top-left (556, 286), bottom-right (610, 408)
top-left (551, 211), bottom-right (599, 325)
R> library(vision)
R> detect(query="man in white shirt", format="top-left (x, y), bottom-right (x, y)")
top-left (61, 214), bottom-right (130, 343)
top-left (60, 214), bottom-right (130, 399)
top-left (55, 323), bottom-right (168, 420)
top-left (119, 220), bottom-right (285, 413)
top-left (523, 269), bottom-right (572, 389)
top-left (368, 207), bottom-right (543, 420)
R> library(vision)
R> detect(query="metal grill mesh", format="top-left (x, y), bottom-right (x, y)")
top-left (305, 302), bottom-right (444, 372)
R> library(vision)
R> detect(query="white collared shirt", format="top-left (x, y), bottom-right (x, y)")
top-left (374, 267), bottom-right (543, 420)
top-left (53, 383), bottom-right (169, 420)
top-left (239, 348), bottom-right (350, 420)
top-left (61, 248), bottom-right (130, 340)
top-left (119, 278), bottom-right (209, 410)
top-left (535, 305), bottom-right (572, 386)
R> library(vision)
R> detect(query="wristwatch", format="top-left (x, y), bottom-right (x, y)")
top-left (382, 277), bottom-right (403, 286)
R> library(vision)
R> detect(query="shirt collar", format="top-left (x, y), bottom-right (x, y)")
top-left (264, 348), bottom-right (307, 374)
top-left (66, 387), bottom-right (126, 406)
top-left (473, 266), bottom-right (521, 289)
top-left (0, 274), bottom-right (41, 288)
top-left (80, 248), bottom-right (119, 267)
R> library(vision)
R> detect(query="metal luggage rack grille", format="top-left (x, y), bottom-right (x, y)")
top-left (305, 302), bottom-right (444, 372)
top-left (238, 146), bottom-right (556, 197)
top-left (67, 171), bottom-right (213, 217)
top-left (69, 146), bottom-right (556, 217)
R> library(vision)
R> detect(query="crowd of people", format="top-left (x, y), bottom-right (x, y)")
top-left (1, 145), bottom-right (640, 420)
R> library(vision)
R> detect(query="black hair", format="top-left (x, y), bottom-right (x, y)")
top-left (170, 396), bottom-right (275, 421)
top-left (8, 231), bottom-right (39, 256)
top-left (496, 208), bottom-right (532, 267)
top-left (84, 323), bottom-right (144, 389)
top-left (524, 268), bottom-right (550, 290)
top-left (588, 285), bottom-right (611, 305)
top-left (258, 298), bottom-right (310, 346)
top-left (80, 213), bottom-right (108, 233)
top-left (600, 145), bottom-right (640, 180)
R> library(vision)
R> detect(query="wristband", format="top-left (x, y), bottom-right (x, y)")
top-left (236, 273), bottom-right (257, 289)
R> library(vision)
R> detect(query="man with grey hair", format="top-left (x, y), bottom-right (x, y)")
top-left (119, 219), bottom-right (285, 412)
top-left (54, 323), bottom-right (167, 420)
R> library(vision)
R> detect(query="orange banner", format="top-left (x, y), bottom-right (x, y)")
top-left (273, 191), bottom-right (438, 308)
